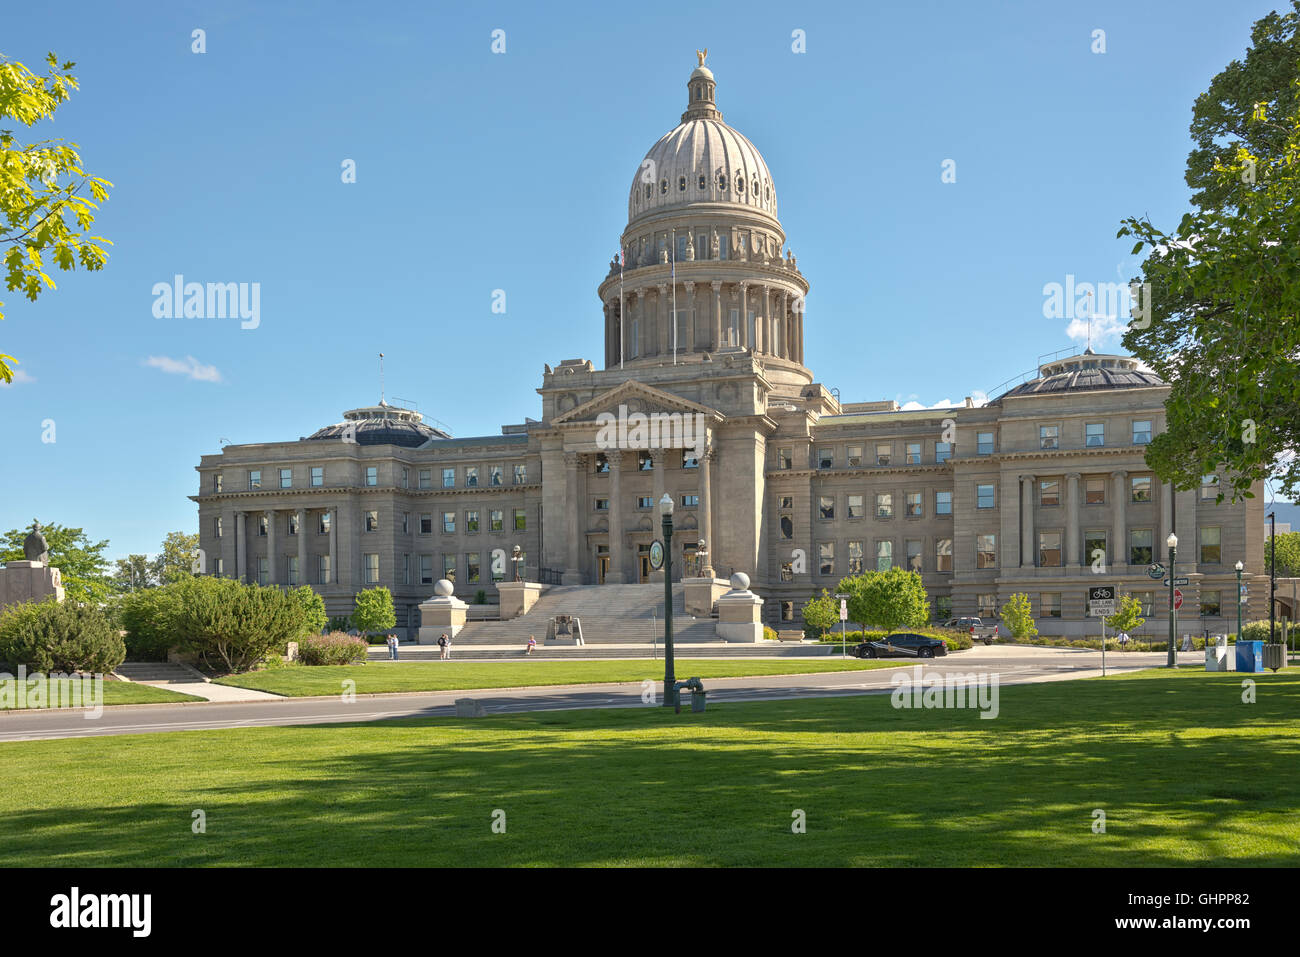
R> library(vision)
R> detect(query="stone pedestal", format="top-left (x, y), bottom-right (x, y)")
top-left (714, 572), bottom-right (765, 643)
top-left (683, 577), bottom-right (730, 618)
top-left (418, 579), bottom-right (468, 643)
top-left (0, 561), bottom-right (65, 611)
top-left (496, 580), bottom-right (544, 620)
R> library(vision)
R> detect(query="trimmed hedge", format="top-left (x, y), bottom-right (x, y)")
top-left (298, 632), bottom-right (369, 666)
top-left (0, 599), bottom-right (126, 674)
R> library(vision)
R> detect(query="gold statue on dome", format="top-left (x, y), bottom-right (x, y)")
top-left (696, 49), bottom-right (708, 67)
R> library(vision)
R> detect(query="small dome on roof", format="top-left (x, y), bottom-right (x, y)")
top-left (305, 403), bottom-right (450, 448)
top-left (999, 352), bottom-right (1164, 398)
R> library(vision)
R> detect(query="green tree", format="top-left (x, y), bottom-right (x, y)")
top-left (0, 598), bottom-right (125, 673)
top-left (150, 530), bottom-right (199, 585)
top-left (1265, 531), bottom-right (1300, 577)
top-left (172, 577), bottom-right (308, 673)
top-left (288, 585), bottom-right (327, 638)
top-left (113, 554), bottom-right (154, 592)
top-left (0, 52), bottom-right (113, 383)
top-left (1000, 593), bottom-right (1038, 640)
top-left (1106, 594), bottom-right (1147, 635)
top-left (1118, 3), bottom-right (1300, 500)
top-left (843, 568), bottom-right (929, 634)
top-left (801, 589), bottom-right (838, 638)
top-left (351, 586), bottom-right (396, 635)
top-left (0, 521), bottom-right (113, 603)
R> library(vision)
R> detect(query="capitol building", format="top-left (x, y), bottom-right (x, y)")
top-left (192, 59), bottom-right (1266, 638)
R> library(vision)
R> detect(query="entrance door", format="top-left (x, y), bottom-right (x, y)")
top-left (596, 545), bottom-right (609, 584)
top-left (637, 544), bottom-right (651, 583)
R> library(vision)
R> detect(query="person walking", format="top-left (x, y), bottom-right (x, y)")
top-left (438, 633), bottom-right (449, 660)
top-left (386, 633), bottom-right (400, 661)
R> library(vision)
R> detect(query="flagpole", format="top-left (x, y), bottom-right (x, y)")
top-left (671, 228), bottom-right (678, 365)
top-left (619, 245), bottom-right (625, 370)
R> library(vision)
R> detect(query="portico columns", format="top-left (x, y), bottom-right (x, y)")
top-left (235, 510), bottom-right (247, 582)
top-left (657, 283), bottom-right (669, 356)
top-left (266, 510), bottom-right (278, 584)
top-left (607, 451), bottom-right (627, 583)
top-left (699, 444), bottom-right (716, 577)
top-left (328, 507), bottom-right (338, 584)
top-left (297, 509), bottom-right (308, 585)
top-left (563, 452), bottom-right (583, 584)
top-left (711, 281), bottom-right (722, 351)
top-left (780, 290), bottom-right (789, 358)
top-left (1112, 470), bottom-right (1128, 570)
top-left (1019, 475), bottom-right (1035, 567)
top-left (1066, 473), bottom-right (1081, 567)
top-left (739, 282), bottom-right (748, 349)
top-left (684, 281), bottom-right (695, 351)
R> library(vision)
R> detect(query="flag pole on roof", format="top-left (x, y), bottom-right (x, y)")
top-left (618, 247), bottom-right (625, 369)
top-left (671, 228), bottom-right (677, 365)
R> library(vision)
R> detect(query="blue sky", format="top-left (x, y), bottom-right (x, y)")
top-left (0, 0), bottom-right (1289, 559)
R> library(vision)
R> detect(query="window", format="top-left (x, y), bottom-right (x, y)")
top-left (847, 445), bottom-right (863, 467)
top-left (514, 463), bottom-right (527, 485)
top-left (978, 594), bottom-right (998, 618)
top-left (847, 494), bottom-right (864, 519)
top-left (214, 516), bottom-right (223, 538)
top-left (780, 516), bottom-right (793, 540)
top-left (1200, 590), bottom-right (1222, 617)
top-left (876, 540), bottom-right (893, 571)
top-left (818, 542), bottom-right (835, 576)
top-left (365, 467), bottom-right (378, 487)
top-left (442, 467), bottom-right (456, 488)
top-left (1039, 425), bottom-right (1059, 450)
top-left (934, 596), bottom-right (952, 621)
top-left (256, 557), bottom-right (268, 586)
top-left (637, 496), bottom-right (653, 509)
top-left (976, 484), bottom-right (995, 509)
top-left (1086, 423), bottom-right (1105, 447)
top-left (778, 448), bottom-right (793, 470)
top-left (465, 466), bottom-right (479, 487)
top-left (1201, 473), bottom-right (1219, 501)
top-left (279, 468), bottom-right (292, 489)
top-left (936, 491), bottom-right (952, 516)
top-left (936, 538), bottom-right (953, 572)
top-left (443, 555), bottom-right (457, 582)
top-left (1133, 420), bottom-right (1153, 444)
top-left (311, 466), bottom-right (323, 487)
top-left (466, 510), bottom-right (479, 533)
top-left (1040, 593), bottom-right (1062, 618)
top-left (847, 541), bottom-right (864, 574)
top-left (876, 493), bottom-right (893, 519)
top-left (1085, 477), bottom-right (1105, 505)
top-left (977, 432), bottom-right (995, 455)
top-left (213, 473), bottom-right (223, 493)
top-left (1132, 591), bottom-right (1154, 617)
top-left (319, 512), bottom-right (332, 534)
top-left (780, 495), bottom-right (793, 509)
top-left (594, 498), bottom-right (609, 511)
top-left (401, 512), bottom-right (410, 535)
top-left (876, 443), bottom-right (892, 466)
top-left (514, 509), bottom-right (527, 530)
top-left (1129, 529), bottom-right (1153, 566)
top-left (976, 534), bottom-right (997, 568)
top-left (288, 514), bottom-right (299, 535)
top-left (935, 442), bottom-right (951, 464)
top-left (719, 234), bottom-right (729, 259)
top-left (905, 492), bottom-right (922, 517)
top-left (906, 539), bottom-right (923, 573)
top-left (442, 511), bottom-right (455, 533)
top-left (258, 515), bottom-right (268, 537)
top-left (1200, 526), bottom-right (1221, 564)
top-left (420, 555), bottom-right (433, 585)
top-left (595, 454), bottom-right (609, 474)
top-left (1039, 531), bottom-right (1062, 567)
top-left (681, 494), bottom-right (699, 507)
top-left (402, 554), bottom-right (410, 585)
top-left (489, 465), bottom-right (503, 487)
top-left (419, 469), bottom-right (432, 489)
top-left (818, 448), bottom-right (833, 469)
top-left (467, 553), bottom-right (480, 584)
top-left (905, 443), bottom-right (921, 465)
top-left (489, 510), bottom-right (503, 532)
top-left (318, 555), bottom-right (332, 584)
top-left (401, 467), bottom-right (409, 489)
top-left (1040, 480), bottom-right (1060, 506)
top-left (782, 601), bottom-right (794, 621)
top-left (420, 513), bottom-right (432, 534)
top-left (286, 556), bottom-right (298, 586)
top-left (682, 452), bottom-right (698, 469)
top-left (248, 469), bottom-right (262, 490)
top-left (1085, 530), bottom-right (1107, 567)
top-left (781, 561), bottom-right (794, 582)
top-left (213, 557), bottom-right (224, 576)
top-left (1131, 475), bottom-right (1152, 503)
top-left (365, 510), bottom-right (378, 532)
top-left (819, 496), bottom-right (834, 520)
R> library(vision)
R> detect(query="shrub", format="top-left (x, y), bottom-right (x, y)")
top-left (287, 586), bottom-right (328, 638)
top-left (298, 632), bottom-right (369, 666)
top-left (351, 586), bottom-right (396, 635)
top-left (475, 590), bottom-right (487, 605)
top-left (762, 625), bottom-right (778, 642)
top-left (119, 585), bottom-right (184, 661)
top-left (0, 599), bottom-right (126, 673)
top-left (327, 615), bottom-right (352, 633)
top-left (172, 577), bottom-right (309, 673)
top-left (802, 589), bottom-right (838, 639)
top-left (1239, 620), bottom-right (1276, 643)
top-left (1001, 593), bottom-right (1038, 639)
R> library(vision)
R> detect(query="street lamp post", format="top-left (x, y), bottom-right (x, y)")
top-left (1166, 532), bottom-right (1178, 668)
top-left (1268, 511), bottom-right (1277, 645)
top-left (1235, 559), bottom-right (1244, 643)
top-left (659, 493), bottom-right (675, 707)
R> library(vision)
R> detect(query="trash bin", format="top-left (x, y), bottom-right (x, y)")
top-left (1236, 640), bottom-right (1264, 674)
top-left (1263, 643), bottom-right (1287, 672)
top-left (691, 688), bottom-right (707, 713)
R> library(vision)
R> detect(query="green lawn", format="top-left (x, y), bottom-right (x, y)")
top-left (2, 669), bottom-right (1298, 866)
top-left (0, 679), bottom-right (204, 709)
top-left (212, 658), bottom-right (904, 696)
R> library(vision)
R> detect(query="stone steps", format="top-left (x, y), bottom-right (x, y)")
top-left (115, 661), bottom-right (208, 684)
top-left (372, 643), bottom-right (832, 661)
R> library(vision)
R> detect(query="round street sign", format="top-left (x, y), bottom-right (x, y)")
top-left (1147, 563), bottom-right (1165, 580)
top-left (649, 540), bottom-right (665, 571)
top-left (1173, 588), bottom-right (1183, 611)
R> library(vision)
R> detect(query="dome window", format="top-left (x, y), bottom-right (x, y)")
top-left (752, 178), bottom-right (759, 196)
top-left (765, 185), bottom-right (771, 201)
top-left (736, 177), bottom-right (745, 194)
top-left (698, 174), bottom-right (706, 190)
top-left (645, 184), bottom-right (652, 200)
top-left (718, 173), bottom-right (728, 190)
top-left (660, 178), bottom-right (668, 195)
top-left (678, 175), bottom-right (687, 191)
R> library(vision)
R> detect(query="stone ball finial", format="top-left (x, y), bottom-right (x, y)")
top-left (730, 572), bottom-right (750, 591)
top-left (434, 579), bottom-right (454, 597)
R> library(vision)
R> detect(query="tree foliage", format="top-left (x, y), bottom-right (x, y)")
top-left (0, 52), bottom-right (113, 382)
top-left (1000, 593), bottom-right (1038, 640)
top-left (1265, 531), bottom-right (1300, 576)
top-left (152, 531), bottom-right (199, 586)
top-left (801, 589), bottom-right (838, 638)
top-left (0, 520), bottom-right (113, 603)
top-left (1118, 3), bottom-right (1300, 499)
top-left (351, 586), bottom-right (396, 635)
top-left (0, 598), bottom-right (125, 673)
top-left (840, 568), bottom-right (930, 634)
top-left (1106, 594), bottom-right (1147, 634)
top-left (170, 577), bottom-right (309, 673)
top-left (288, 585), bottom-right (327, 638)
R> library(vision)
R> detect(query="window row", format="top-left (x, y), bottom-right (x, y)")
top-left (229, 463), bottom-right (530, 493)
top-left (1037, 419), bottom-right (1153, 451)
top-left (591, 451), bottom-right (699, 473)
top-left (215, 509), bottom-right (529, 538)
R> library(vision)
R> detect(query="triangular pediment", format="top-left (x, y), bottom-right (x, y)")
top-left (551, 379), bottom-right (722, 426)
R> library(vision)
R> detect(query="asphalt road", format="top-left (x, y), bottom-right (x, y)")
top-left (0, 646), bottom-right (1199, 742)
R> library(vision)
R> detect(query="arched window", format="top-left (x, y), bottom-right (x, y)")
top-left (698, 174), bottom-right (706, 190)
top-left (752, 178), bottom-right (759, 196)
top-left (660, 178), bottom-right (668, 195)
top-left (736, 176), bottom-right (745, 194)
top-left (718, 173), bottom-right (727, 190)
top-left (645, 184), bottom-right (652, 199)
top-left (678, 176), bottom-right (687, 191)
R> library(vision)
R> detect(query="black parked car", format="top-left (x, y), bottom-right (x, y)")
top-left (854, 632), bottom-right (949, 659)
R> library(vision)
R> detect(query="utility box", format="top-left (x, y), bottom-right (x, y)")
top-left (1236, 641), bottom-right (1264, 674)
top-left (1205, 643), bottom-right (1228, 672)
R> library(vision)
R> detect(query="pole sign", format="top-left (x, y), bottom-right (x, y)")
top-left (839, 599), bottom-right (848, 621)
top-left (1173, 588), bottom-right (1183, 611)
top-left (1163, 577), bottom-right (1189, 587)
top-left (1088, 585), bottom-right (1116, 617)
top-left (1147, 563), bottom-right (1165, 580)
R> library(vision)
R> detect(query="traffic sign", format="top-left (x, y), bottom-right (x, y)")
top-left (1173, 589), bottom-right (1183, 611)
top-left (839, 599), bottom-right (848, 621)
top-left (1147, 563), bottom-right (1165, 580)
top-left (1089, 585), bottom-right (1116, 602)
top-left (1088, 601), bottom-right (1115, 617)
top-left (1162, 577), bottom-right (1190, 586)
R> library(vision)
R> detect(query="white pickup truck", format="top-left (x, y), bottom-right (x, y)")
top-left (944, 616), bottom-right (999, 645)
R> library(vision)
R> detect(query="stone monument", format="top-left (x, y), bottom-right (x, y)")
top-left (418, 579), bottom-right (468, 644)
top-left (714, 572), bottom-right (765, 643)
top-left (0, 521), bottom-right (66, 611)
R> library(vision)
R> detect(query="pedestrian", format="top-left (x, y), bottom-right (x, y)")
top-left (386, 633), bottom-right (400, 661)
top-left (526, 634), bottom-right (537, 655)
top-left (438, 633), bottom-right (449, 660)
top-left (1118, 631), bottom-right (1130, 648)
top-left (992, 624), bottom-right (999, 640)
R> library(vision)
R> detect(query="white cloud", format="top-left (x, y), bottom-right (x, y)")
top-left (0, 369), bottom-right (35, 388)
top-left (1065, 315), bottom-right (1128, 348)
top-left (144, 355), bottom-right (223, 383)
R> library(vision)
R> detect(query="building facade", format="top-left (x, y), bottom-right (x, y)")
top-left (192, 60), bottom-right (1266, 637)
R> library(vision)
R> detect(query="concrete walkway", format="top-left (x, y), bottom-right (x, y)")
top-left (152, 681), bottom-right (283, 702)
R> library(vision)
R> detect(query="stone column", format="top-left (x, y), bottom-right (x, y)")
top-left (793, 300), bottom-right (803, 363)
top-left (651, 448), bottom-right (667, 583)
top-left (1112, 470), bottom-right (1128, 570)
top-left (1019, 475), bottom-right (1035, 567)
top-left (739, 282), bottom-right (749, 349)
top-left (684, 281), bottom-right (695, 351)
top-left (563, 452), bottom-right (583, 584)
top-left (711, 281), bottom-right (722, 351)
top-left (235, 510), bottom-right (247, 582)
top-left (1066, 473), bottom-right (1081, 567)
top-left (699, 442), bottom-right (715, 577)
top-left (266, 510), bottom-right (278, 584)
top-left (328, 507), bottom-right (338, 584)
top-left (297, 509), bottom-right (308, 586)
top-left (607, 451), bottom-right (626, 583)
top-left (602, 301), bottom-right (613, 367)
top-left (758, 284), bottom-right (770, 353)
top-left (657, 283), bottom-right (669, 356)
top-left (780, 290), bottom-right (789, 358)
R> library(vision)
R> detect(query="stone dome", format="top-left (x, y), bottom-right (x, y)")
top-left (305, 402), bottom-right (450, 448)
top-left (999, 350), bottom-right (1165, 398)
top-left (627, 63), bottom-right (777, 226)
